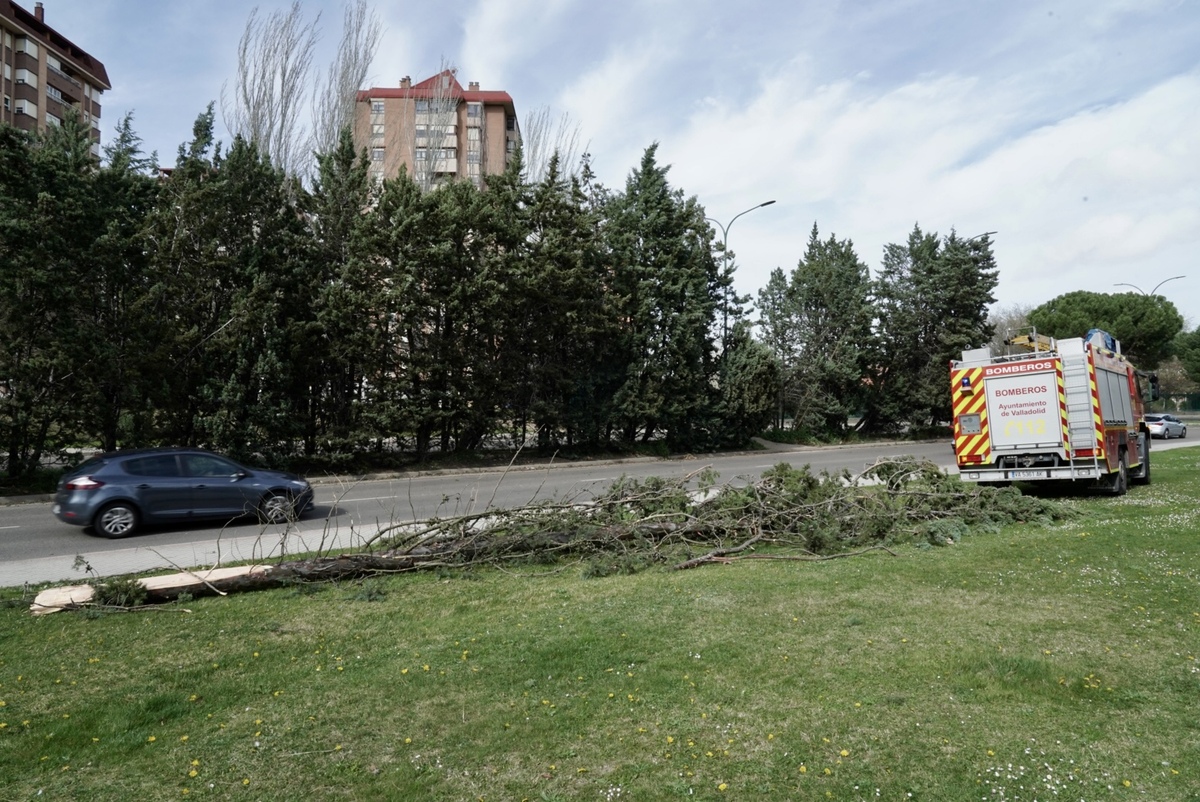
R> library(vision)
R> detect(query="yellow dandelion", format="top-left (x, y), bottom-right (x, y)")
top-left (188, 770), bottom-right (198, 778)
top-left (147, 735), bottom-right (156, 743)
top-left (1123, 780), bottom-right (1131, 788)
top-left (718, 783), bottom-right (728, 791)
top-left (667, 736), bottom-right (675, 744)
top-left (401, 668), bottom-right (409, 675)
top-left (191, 759), bottom-right (200, 766)
top-left (799, 765), bottom-right (807, 774)
top-left (180, 735), bottom-right (188, 742)
top-left (839, 749), bottom-right (849, 757)
top-left (404, 737), bottom-right (412, 744)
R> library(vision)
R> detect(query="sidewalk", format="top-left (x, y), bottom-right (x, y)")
top-left (0, 520), bottom-right (379, 588)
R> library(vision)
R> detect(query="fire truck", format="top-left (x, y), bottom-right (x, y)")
top-left (950, 329), bottom-right (1158, 495)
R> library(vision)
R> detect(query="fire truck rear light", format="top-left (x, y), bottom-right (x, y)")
top-left (65, 476), bottom-right (104, 491)
top-left (1074, 449), bottom-right (1095, 458)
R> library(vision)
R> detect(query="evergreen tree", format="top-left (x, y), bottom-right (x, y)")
top-left (501, 154), bottom-right (613, 448)
top-left (143, 108), bottom-right (312, 459)
top-left (1027, 290), bottom-right (1183, 368)
top-left (716, 321), bottom-right (781, 445)
top-left (604, 145), bottom-right (721, 450)
top-left (304, 126), bottom-right (376, 454)
top-left (862, 226), bottom-right (997, 432)
top-left (79, 113), bottom-right (161, 450)
top-left (0, 117), bottom-right (100, 477)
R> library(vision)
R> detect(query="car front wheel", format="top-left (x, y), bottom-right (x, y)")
top-left (94, 502), bottom-right (139, 538)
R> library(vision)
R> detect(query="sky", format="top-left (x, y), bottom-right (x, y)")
top-left (42, 0), bottom-right (1200, 331)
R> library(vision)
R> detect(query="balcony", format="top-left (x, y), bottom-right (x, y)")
top-left (46, 68), bottom-right (82, 104)
top-left (47, 63), bottom-right (81, 89)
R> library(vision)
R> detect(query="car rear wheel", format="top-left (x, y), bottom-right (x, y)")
top-left (94, 502), bottom-right (139, 538)
top-left (258, 492), bottom-right (296, 524)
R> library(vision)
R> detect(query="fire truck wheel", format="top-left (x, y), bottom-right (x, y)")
top-left (1132, 446), bottom-right (1151, 486)
top-left (1104, 452), bottom-right (1128, 497)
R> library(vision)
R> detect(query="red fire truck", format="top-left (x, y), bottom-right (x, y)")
top-left (950, 329), bottom-right (1158, 495)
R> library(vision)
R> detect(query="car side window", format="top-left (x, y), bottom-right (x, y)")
top-left (184, 455), bottom-right (240, 478)
top-left (123, 455), bottom-right (182, 477)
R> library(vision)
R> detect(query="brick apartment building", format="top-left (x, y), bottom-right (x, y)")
top-left (354, 69), bottom-right (519, 188)
top-left (0, 1), bottom-right (109, 155)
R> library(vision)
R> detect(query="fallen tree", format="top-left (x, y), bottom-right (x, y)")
top-left (32, 457), bottom-right (1074, 614)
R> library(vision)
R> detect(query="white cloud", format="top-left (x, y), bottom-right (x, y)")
top-left (459, 0), bottom-right (572, 87)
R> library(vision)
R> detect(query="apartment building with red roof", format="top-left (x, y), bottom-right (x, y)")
top-left (354, 69), bottom-right (519, 188)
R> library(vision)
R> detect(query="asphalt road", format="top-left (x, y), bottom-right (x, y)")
top-left (2, 438), bottom-right (1193, 587)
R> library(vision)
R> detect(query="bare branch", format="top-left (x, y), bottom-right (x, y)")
top-left (310, 0), bottom-right (383, 159)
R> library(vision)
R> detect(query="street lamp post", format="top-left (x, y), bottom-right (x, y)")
top-left (1114, 276), bottom-right (1186, 296)
top-left (705, 200), bottom-right (776, 345)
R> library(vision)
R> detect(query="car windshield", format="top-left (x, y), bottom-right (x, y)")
top-left (1145, 415), bottom-right (1164, 422)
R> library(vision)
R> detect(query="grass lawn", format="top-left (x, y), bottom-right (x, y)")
top-left (2, 448), bottom-right (1199, 800)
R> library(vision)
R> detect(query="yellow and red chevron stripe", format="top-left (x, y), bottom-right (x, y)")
top-left (1055, 360), bottom-right (1070, 457)
top-left (950, 367), bottom-right (990, 463)
top-left (1087, 348), bottom-right (1105, 459)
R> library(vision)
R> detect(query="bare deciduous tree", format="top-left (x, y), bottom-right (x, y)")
top-left (987, 303), bottom-right (1033, 353)
top-left (410, 62), bottom-right (462, 192)
top-left (521, 105), bottom-right (584, 184)
top-left (310, 0), bottom-right (382, 159)
top-left (222, 2), bottom-right (320, 177)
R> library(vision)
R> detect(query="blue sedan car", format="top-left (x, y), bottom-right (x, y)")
top-left (52, 447), bottom-right (314, 538)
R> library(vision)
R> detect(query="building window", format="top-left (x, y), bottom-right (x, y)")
top-left (371, 148), bottom-right (385, 162)
top-left (371, 123), bottom-right (384, 139)
top-left (415, 100), bottom-right (430, 113)
top-left (507, 115), bottom-right (516, 132)
top-left (371, 100), bottom-right (384, 114)
top-left (46, 113), bottom-right (61, 127)
top-left (415, 125), bottom-right (428, 140)
top-left (47, 85), bottom-right (63, 102)
top-left (467, 127), bottom-right (480, 141)
top-left (3, 96), bottom-right (9, 111)
top-left (467, 102), bottom-right (482, 118)
top-left (467, 151), bottom-right (480, 164)
top-left (15, 37), bottom-right (38, 58)
top-left (3, 64), bottom-right (9, 81)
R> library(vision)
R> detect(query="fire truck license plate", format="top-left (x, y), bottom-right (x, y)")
top-left (1008, 470), bottom-right (1047, 479)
